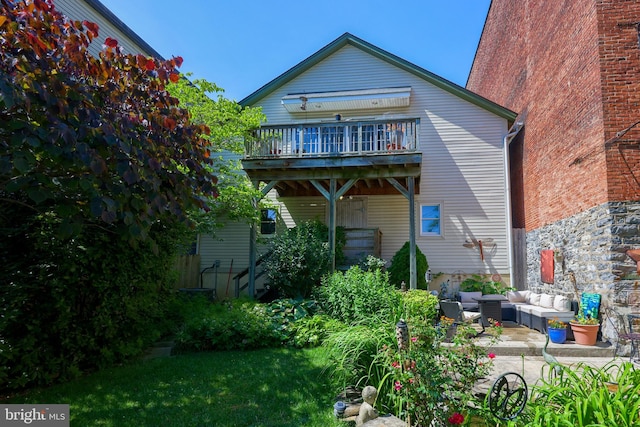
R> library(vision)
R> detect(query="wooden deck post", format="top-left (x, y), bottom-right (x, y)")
top-left (408, 176), bottom-right (416, 289)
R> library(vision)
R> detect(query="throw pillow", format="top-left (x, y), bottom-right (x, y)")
top-left (459, 291), bottom-right (482, 303)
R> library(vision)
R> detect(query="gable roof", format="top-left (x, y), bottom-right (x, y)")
top-left (82, 0), bottom-right (164, 59)
top-left (239, 32), bottom-right (516, 121)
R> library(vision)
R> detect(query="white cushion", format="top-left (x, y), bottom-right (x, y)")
top-left (459, 291), bottom-right (482, 303)
top-left (528, 293), bottom-right (542, 306)
top-left (528, 305), bottom-right (559, 317)
top-left (507, 290), bottom-right (529, 303)
top-left (462, 311), bottom-right (481, 322)
top-left (540, 294), bottom-right (555, 308)
top-left (553, 295), bottom-right (571, 312)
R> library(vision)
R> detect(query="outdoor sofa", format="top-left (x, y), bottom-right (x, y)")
top-left (458, 290), bottom-right (578, 332)
top-left (506, 290), bottom-right (578, 333)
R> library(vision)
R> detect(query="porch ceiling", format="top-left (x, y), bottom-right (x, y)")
top-left (241, 151), bottom-right (422, 197)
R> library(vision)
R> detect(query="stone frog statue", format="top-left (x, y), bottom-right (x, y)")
top-left (356, 385), bottom-right (379, 426)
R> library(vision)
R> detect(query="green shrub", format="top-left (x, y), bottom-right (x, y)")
top-left (263, 298), bottom-right (318, 345)
top-left (263, 220), bottom-right (332, 298)
top-left (460, 274), bottom-right (512, 294)
top-left (401, 290), bottom-right (439, 325)
top-left (173, 298), bottom-right (282, 353)
top-left (289, 314), bottom-right (346, 348)
top-left (0, 216), bottom-right (184, 392)
top-left (314, 266), bottom-right (403, 325)
top-left (387, 242), bottom-right (429, 289)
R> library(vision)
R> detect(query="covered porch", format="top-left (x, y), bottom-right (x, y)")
top-left (241, 118), bottom-right (423, 297)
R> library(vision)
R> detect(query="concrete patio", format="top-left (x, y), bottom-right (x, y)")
top-left (477, 321), bottom-right (615, 357)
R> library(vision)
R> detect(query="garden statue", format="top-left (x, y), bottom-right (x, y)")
top-left (355, 386), bottom-right (378, 426)
top-left (396, 319), bottom-right (409, 350)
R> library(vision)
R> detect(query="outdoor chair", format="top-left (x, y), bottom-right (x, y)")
top-left (439, 300), bottom-right (485, 336)
top-left (619, 313), bottom-right (640, 363)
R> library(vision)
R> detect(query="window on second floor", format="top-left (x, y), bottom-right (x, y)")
top-left (420, 203), bottom-right (441, 236)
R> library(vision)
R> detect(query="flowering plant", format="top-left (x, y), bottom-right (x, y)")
top-left (381, 319), bottom-right (502, 425)
top-left (547, 318), bottom-right (567, 329)
top-left (572, 310), bottom-right (600, 325)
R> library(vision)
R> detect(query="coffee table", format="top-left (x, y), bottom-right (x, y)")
top-left (473, 295), bottom-right (508, 327)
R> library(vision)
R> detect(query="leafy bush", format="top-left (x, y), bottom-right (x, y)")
top-left (0, 218), bottom-right (184, 392)
top-left (173, 298), bottom-right (282, 353)
top-left (460, 274), bottom-right (512, 295)
top-left (263, 220), bottom-right (332, 298)
top-left (387, 242), bottom-right (429, 289)
top-left (263, 298), bottom-right (318, 345)
top-left (314, 266), bottom-right (403, 325)
top-left (401, 290), bottom-right (439, 325)
top-left (358, 255), bottom-right (387, 272)
top-left (289, 314), bottom-right (346, 348)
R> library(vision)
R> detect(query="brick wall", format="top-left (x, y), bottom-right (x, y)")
top-left (598, 1), bottom-right (640, 201)
top-left (468, 0), bottom-right (619, 231)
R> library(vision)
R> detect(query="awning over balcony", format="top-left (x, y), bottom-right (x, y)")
top-left (281, 87), bottom-right (411, 113)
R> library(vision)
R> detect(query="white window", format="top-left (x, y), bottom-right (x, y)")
top-left (260, 208), bottom-right (277, 236)
top-left (420, 204), bottom-right (441, 236)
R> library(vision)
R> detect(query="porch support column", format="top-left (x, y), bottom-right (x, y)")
top-left (248, 182), bottom-right (258, 298)
top-left (328, 178), bottom-right (337, 272)
top-left (408, 177), bottom-right (416, 290)
top-left (310, 178), bottom-right (358, 272)
top-left (387, 177), bottom-right (417, 290)
top-left (247, 180), bottom-right (278, 299)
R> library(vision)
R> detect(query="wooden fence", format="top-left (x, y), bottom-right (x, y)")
top-left (174, 254), bottom-right (200, 289)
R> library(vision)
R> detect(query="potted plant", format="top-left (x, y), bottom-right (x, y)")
top-left (569, 309), bottom-right (600, 346)
top-left (547, 318), bottom-right (567, 344)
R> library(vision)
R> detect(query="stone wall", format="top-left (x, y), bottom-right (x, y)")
top-left (526, 201), bottom-right (640, 348)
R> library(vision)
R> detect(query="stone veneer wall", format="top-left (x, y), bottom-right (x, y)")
top-left (526, 201), bottom-right (640, 350)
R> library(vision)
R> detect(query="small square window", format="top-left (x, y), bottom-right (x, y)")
top-left (420, 204), bottom-right (441, 236)
top-left (260, 208), bottom-right (277, 235)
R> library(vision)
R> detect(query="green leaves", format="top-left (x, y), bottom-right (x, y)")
top-left (1, 1), bottom-right (218, 243)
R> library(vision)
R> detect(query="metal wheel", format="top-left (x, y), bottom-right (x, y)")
top-left (487, 372), bottom-right (527, 420)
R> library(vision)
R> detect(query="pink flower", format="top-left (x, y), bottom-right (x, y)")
top-left (448, 412), bottom-right (464, 425)
top-left (391, 361), bottom-right (400, 369)
top-left (495, 321), bottom-right (502, 327)
top-left (394, 381), bottom-right (403, 391)
top-left (488, 353), bottom-right (496, 359)
top-left (411, 336), bottom-right (418, 342)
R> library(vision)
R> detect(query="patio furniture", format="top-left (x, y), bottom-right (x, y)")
top-left (474, 295), bottom-right (508, 327)
top-left (619, 313), bottom-right (640, 363)
top-left (440, 300), bottom-right (484, 335)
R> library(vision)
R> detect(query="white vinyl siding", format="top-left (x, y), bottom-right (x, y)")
top-left (255, 45), bottom-right (509, 275)
top-left (54, 0), bottom-right (157, 58)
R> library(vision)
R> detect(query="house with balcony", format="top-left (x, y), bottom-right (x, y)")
top-left (198, 33), bottom-right (518, 298)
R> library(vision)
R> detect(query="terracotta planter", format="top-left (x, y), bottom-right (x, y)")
top-left (570, 323), bottom-right (599, 346)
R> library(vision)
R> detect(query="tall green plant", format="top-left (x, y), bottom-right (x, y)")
top-left (524, 361), bottom-right (640, 426)
top-left (314, 266), bottom-right (403, 325)
top-left (387, 242), bottom-right (429, 289)
top-left (263, 220), bottom-right (332, 298)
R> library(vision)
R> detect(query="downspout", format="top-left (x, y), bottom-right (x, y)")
top-left (503, 121), bottom-right (523, 288)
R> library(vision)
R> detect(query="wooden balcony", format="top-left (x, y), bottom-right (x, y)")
top-left (242, 119), bottom-right (422, 197)
top-left (244, 118), bottom-right (419, 158)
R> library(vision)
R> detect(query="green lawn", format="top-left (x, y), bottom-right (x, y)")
top-left (4, 348), bottom-right (344, 427)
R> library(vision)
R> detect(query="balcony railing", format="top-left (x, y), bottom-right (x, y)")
top-left (245, 118), bottom-right (419, 158)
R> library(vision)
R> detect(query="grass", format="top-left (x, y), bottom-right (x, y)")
top-left (3, 348), bottom-right (344, 427)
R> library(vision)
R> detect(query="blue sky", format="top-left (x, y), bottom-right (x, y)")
top-left (99, 0), bottom-right (491, 102)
